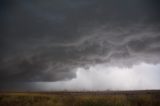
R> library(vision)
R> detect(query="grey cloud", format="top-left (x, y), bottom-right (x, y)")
top-left (0, 0), bottom-right (160, 89)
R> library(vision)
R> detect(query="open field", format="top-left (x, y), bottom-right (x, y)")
top-left (0, 90), bottom-right (160, 106)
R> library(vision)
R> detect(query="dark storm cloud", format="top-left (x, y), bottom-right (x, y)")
top-left (0, 0), bottom-right (160, 88)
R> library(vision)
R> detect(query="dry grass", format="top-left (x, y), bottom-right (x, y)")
top-left (0, 91), bottom-right (160, 106)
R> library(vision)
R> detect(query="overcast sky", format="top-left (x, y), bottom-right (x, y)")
top-left (0, 0), bottom-right (160, 91)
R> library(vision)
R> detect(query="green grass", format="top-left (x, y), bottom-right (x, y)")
top-left (0, 91), bottom-right (160, 106)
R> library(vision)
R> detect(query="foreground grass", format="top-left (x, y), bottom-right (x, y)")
top-left (0, 91), bottom-right (160, 106)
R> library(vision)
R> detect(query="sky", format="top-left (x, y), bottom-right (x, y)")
top-left (0, 0), bottom-right (160, 91)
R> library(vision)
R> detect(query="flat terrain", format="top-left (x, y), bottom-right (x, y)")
top-left (0, 90), bottom-right (160, 106)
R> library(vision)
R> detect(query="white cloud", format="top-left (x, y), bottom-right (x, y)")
top-left (36, 63), bottom-right (160, 91)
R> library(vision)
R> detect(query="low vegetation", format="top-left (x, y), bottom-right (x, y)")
top-left (0, 91), bottom-right (160, 106)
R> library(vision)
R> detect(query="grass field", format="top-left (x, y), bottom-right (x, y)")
top-left (0, 90), bottom-right (160, 106)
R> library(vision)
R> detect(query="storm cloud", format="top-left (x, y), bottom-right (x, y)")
top-left (0, 0), bottom-right (160, 90)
